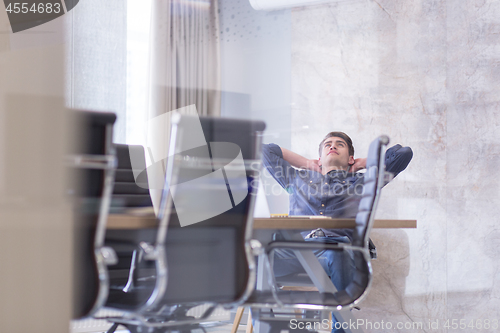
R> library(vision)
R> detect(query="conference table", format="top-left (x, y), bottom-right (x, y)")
top-left (107, 214), bottom-right (416, 230)
top-left (106, 214), bottom-right (416, 333)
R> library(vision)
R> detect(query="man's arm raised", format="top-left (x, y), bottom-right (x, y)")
top-left (350, 158), bottom-right (367, 172)
top-left (348, 145), bottom-right (412, 176)
top-left (280, 147), bottom-right (322, 173)
top-left (385, 144), bottom-right (413, 177)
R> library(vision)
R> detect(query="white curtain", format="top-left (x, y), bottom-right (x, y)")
top-left (146, 0), bottom-right (221, 212)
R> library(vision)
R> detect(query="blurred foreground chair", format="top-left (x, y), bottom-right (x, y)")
top-left (68, 110), bottom-right (118, 319)
top-left (104, 114), bottom-right (266, 333)
top-left (242, 135), bottom-right (390, 333)
top-left (104, 144), bottom-right (160, 314)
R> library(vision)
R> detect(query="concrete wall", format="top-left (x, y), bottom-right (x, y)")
top-left (291, 0), bottom-right (500, 331)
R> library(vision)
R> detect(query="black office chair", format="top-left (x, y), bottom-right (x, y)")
top-left (104, 144), bottom-right (162, 313)
top-left (68, 110), bottom-right (118, 319)
top-left (244, 135), bottom-right (390, 332)
top-left (104, 114), bottom-right (266, 333)
top-left (112, 144), bottom-right (154, 209)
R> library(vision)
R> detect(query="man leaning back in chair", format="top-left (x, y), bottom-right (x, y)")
top-left (261, 132), bottom-right (413, 333)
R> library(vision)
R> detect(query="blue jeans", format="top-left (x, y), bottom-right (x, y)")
top-left (272, 236), bottom-right (355, 333)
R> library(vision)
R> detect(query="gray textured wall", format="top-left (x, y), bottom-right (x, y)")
top-left (292, 0), bottom-right (500, 331)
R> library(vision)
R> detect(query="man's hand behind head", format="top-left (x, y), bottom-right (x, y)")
top-left (350, 157), bottom-right (367, 172)
top-left (307, 159), bottom-right (322, 173)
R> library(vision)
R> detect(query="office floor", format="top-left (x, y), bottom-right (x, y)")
top-left (72, 305), bottom-right (335, 333)
top-left (73, 322), bottom-right (332, 333)
top-left (71, 312), bottom-right (332, 333)
top-left (72, 321), bottom-right (250, 333)
top-left (71, 308), bottom-right (248, 333)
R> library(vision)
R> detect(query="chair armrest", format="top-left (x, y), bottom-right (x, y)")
top-left (100, 246), bottom-right (118, 266)
top-left (67, 154), bottom-right (117, 170)
top-left (250, 239), bottom-right (264, 256)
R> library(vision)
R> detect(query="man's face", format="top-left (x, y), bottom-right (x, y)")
top-left (319, 136), bottom-right (354, 169)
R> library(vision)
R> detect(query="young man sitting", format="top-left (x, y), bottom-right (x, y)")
top-left (261, 132), bottom-right (413, 332)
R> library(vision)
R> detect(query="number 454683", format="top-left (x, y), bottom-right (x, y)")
top-left (6, 2), bottom-right (62, 14)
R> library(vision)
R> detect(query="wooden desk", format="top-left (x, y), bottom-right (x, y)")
top-left (253, 217), bottom-right (416, 229)
top-left (107, 214), bottom-right (416, 230)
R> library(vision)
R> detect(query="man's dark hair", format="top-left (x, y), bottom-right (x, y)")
top-left (318, 132), bottom-right (355, 157)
